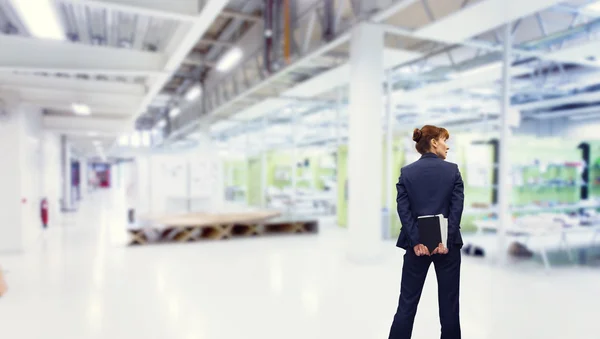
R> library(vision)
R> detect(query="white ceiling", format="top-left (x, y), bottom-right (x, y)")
top-left (1, 0), bottom-right (600, 156)
top-left (0, 0), bottom-right (227, 157)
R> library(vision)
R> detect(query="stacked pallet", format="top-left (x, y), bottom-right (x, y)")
top-left (128, 210), bottom-right (318, 246)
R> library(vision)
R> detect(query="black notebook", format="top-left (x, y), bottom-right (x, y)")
top-left (417, 215), bottom-right (448, 253)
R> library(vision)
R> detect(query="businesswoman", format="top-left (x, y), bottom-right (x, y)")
top-left (388, 125), bottom-right (464, 339)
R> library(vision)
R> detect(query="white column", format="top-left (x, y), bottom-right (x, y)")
top-left (291, 109), bottom-right (298, 209)
top-left (385, 70), bottom-right (394, 240)
top-left (245, 121), bottom-right (251, 205)
top-left (336, 86), bottom-right (344, 147)
top-left (42, 131), bottom-right (63, 228)
top-left (0, 94), bottom-right (25, 252)
top-left (61, 135), bottom-right (73, 211)
top-left (497, 23), bottom-right (513, 265)
top-left (80, 158), bottom-right (88, 199)
top-left (261, 115), bottom-right (268, 208)
top-left (109, 162), bottom-right (118, 190)
top-left (347, 23), bottom-right (384, 262)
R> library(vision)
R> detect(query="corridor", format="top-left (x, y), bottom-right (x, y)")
top-left (0, 190), bottom-right (599, 339)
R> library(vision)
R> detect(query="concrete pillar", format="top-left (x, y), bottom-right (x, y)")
top-left (385, 70), bottom-right (394, 240)
top-left (0, 94), bottom-right (25, 252)
top-left (61, 135), bottom-right (73, 211)
top-left (497, 23), bottom-right (513, 265)
top-left (336, 86), bottom-right (344, 147)
top-left (291, 109), bottom-right (298, 209)
top-left (0, 94), bottom-right (46, 251)
top-left (347, 23), bottom-right (384, 262)
top-left (261, 115), bottom-right (268, 208)
top-left (80, 157), bottom-right (88, 199)
top-left (42, 131), bottom-right (63, 228)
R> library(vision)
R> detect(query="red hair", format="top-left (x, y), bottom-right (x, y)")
top-left (412, 125), bottom-right (450, 154)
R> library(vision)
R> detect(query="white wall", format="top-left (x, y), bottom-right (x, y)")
top-left (42, 131), bottom-right (63, 228)
top-left (0, 98), bottom-right (44, 253)
top-left (61, 136), bottom-right (74, 210)
top-left (79, 157), bottom-right (88, 199)
top-left (132, 144), bottom-right (224, 217)
top-left (19, 103), bottom-right (44, 249)
top-left (0, 98), bottom-right (26, 252)
top-left (135, 155), bottom-right (152, 215)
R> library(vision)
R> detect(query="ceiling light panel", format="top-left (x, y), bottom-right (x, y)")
top-left (12, 0), bottom-right (64, 40)
top-left (185, 85), bottom-right (202, 101)
top-left (72, 103), bottom-right (91, 115)
top-left (586, 1), bottom-right (600, 12)
top-left (216, 47), bottom-right (243, 72)
top-left (169, 107), bottom-right (181, 118)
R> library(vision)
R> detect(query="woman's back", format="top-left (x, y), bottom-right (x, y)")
top-left (395, 152), bottom-right (464, 251)
top-left (400, 154), bottom-right (458, 218)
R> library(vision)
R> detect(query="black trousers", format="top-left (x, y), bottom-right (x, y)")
top-left (388, 247), bottom-right (461, 339)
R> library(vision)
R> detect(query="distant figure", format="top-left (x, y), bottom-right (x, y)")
top-left (388, 125), bottom-right (464, 339)
top-left (126, 181), bottom-right (136, 224)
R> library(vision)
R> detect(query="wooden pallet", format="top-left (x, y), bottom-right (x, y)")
top-left (127, 212), bottom-right (318, 246)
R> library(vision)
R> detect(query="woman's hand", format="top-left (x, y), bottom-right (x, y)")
top-left (413, 244), bottom-right (430, 256)
top-left (432, 243), bottom-right (449, 255)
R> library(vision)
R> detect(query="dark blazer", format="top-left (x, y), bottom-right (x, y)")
top-left (395, 152), bottom-right (465, 250)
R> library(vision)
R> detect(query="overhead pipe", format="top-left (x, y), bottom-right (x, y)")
top-left (283, 0), bottom-right (291, 64)
top-left (272, 0), bottom-right (283, 71)
top-left (323, 0), bottom-right (335, 42)
top-left (263, 0), bottom-right (274, 74)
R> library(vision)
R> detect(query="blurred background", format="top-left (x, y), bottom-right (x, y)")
top-left (0, 0), bottom-right (599, 338)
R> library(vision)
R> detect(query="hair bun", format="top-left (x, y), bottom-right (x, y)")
top-left (412, 128), bottom-right (423, 142)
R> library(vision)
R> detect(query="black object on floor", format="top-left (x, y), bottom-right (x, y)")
top-left (508, 242), bottom-right (533, 258)
top-left (462, 244), bottom-right (485, 257)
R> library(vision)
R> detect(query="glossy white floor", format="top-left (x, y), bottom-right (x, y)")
top-left (1, 190), bottom-right (599, 339)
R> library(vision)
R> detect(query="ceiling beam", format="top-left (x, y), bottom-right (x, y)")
top-left (413, 0), bottom-right (565, 43)
top-left (15, 87), bottom-right (142, 111)
top-left (182, 54), bottom-right (217, 67)
top-left (514, 91), bottom-right (600, 111)
top-left (62, 0), bottom-right (200, 21)
top-left (0, 35), bottom-right (166, 75)
top-left (43, 115), bottom-right (131, 134)
top-left (372, 0), bottom-right (423, 22)
top-left (130, 0), bottom-right (229, 128)
top-left (219, 9), bottom-right (262, 22)
top-left (0, 73), bottom-right (145, 95)
top-left (198, 38), bottom-right (235, 47)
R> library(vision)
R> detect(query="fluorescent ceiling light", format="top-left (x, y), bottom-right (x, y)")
top-left (12, 0), bottom-right (64, 40)
top-left (185, 85), bottom-right (202, 101)
top-left (131, 132), bottom-right (141, 147)
top-left (72, 103), bottom-right (91, 115)
top-left (216, 47), bottom-right (243, 72)
top-left (141, 131), bottom-right (151, 147)
top-left (469, 88), bottom-right (498, 95)
top-left (118, 135), bottom-right (129, 146)
top-left (569, 113), bottom-right (600, 121)
top-left (169, 107), bottom-right (181, 118)
top-left (586, 1), bottom-right (600, 12)
top-left (157, 119), bottom-right (167, 128)
top-left (458, 62), bottom-right (502, 78)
